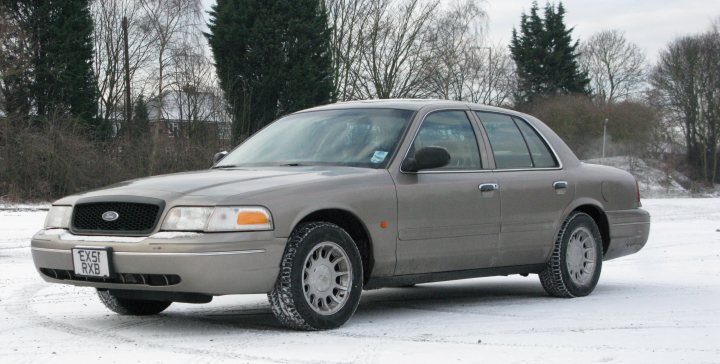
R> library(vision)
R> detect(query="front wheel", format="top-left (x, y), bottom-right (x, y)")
top-left (268, 222), bottom-right (363, 330)
top-left (539, 212), bottom-right (603, 298)
top-left (97, 289), bottom-right (172, 315)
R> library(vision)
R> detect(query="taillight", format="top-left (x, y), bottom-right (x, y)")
top-left (636, 179), bottom-right (641, 206)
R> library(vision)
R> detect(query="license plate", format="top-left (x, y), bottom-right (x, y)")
top-left (72, 247), bottom-right (112, 278)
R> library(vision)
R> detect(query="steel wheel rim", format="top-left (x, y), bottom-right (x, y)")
top-left (566, 226), bottom-right (597, 286)
top-left (301, 241), bottom-right (353, 316)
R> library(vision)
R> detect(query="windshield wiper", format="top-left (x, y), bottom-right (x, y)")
top-left (214, 163), bottom-right (312, 168)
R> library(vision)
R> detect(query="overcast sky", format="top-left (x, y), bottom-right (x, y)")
top-left (485, 0), bottom-right (720, 63)
top-left (201, 0), bottom-right (720, 63)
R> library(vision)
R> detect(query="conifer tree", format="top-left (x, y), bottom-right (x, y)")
top-left (206, 0), bottom-right (333, 143)
top-left (131, 95), bottom-right (149, 139)
top-left (1, 0), bottom-right (101, 136)
top-left (279, 0), bottom-right (334, 113)
top-left (510, 1), bottom-right (589, 106)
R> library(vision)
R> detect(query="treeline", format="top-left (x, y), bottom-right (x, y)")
top-left (0, 0), bottom-right (229, 199)
top-left (510, 3), bottom-right (661, 166)
top-left (207, 0), bottom-right (515, 143)
top-left (0, 0), bottom-right (719, 201)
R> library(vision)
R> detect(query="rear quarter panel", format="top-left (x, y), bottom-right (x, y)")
top-left (565, 162), bottom-right (649, 260)
top-left (571, 163), bottom-right (639, 211)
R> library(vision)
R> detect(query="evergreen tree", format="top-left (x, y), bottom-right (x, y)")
top-left (128, 94), bottom-right (151, 175)
top-left (131, 95), bottom-right (149, 139)
top-left (510, 1), bottom-right (589, 106)
top-left (206, 0), bottom-right (333, 143)
top-left (279, 0), bottom-right (334, 113)
top-left (2, 0), bottom-right (101, 136)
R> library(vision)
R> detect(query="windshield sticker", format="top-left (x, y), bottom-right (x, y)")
top-left (371, 151), bottom-right (388, 164)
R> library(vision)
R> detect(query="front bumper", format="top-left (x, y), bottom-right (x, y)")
top-left (31, 229), bottom-right (286, 295)
top-left (604, 208), bottom-right (651, 260)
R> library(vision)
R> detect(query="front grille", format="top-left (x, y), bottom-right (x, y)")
top-left (40, 268), bottom-right (181, 286)
top-left (71, 198), bottom-right (164, 236)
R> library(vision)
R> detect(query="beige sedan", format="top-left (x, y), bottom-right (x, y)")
top-left (32, 100), bottom-right (650, 330)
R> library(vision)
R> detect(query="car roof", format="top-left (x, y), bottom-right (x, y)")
top-left (294, 99), bottom-right (524, 117)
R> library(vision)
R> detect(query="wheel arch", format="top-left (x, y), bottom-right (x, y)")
top-left (569, 204), bottom-right (610, 255)
top-left (295, 208), bottom-right (374, 284)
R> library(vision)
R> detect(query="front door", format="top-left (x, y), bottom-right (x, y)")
top-left (394, 110), bottom-right (501, 275)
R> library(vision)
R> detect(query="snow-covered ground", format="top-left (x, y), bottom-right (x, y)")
top-left (1, 199), bottom-right (719, 363)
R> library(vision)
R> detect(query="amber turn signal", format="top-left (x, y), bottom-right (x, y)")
top-left (237, 211), bottom-right (270, 225)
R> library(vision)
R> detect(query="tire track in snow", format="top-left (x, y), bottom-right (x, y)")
top-left (2, 282), bottom-right (340, 364)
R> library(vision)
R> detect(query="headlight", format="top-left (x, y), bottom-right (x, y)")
top-left (161, 207), bottom-right (213, 231)
top-left (206, 207), bottom-right (273, 232)
top-left (44, 206), bottom-right (72, 229)
top-left (161, 206), bottom-right (273, 232)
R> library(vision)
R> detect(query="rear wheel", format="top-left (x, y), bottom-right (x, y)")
top-left (539, 212), bottom-right (603, 298)
top-left (97, 289), bottom-right (172, 315)
top-left (268, 222), bottom-right (363, 330)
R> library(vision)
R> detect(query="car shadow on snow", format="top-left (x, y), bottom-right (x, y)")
top-left (148, 278), bottom-right (552, 331)
top-left (357, 278), bottom-right (549, 312)
top-left (110, 278), bottom-right (643, 333)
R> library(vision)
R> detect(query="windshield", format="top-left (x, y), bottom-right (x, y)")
top-left (215, 108), bottom-right (414, 168)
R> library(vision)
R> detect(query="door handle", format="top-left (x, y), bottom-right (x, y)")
top-left (553, 181), bottom-right (568, 189)
top-left (479, 183), bottom-right (499, 192)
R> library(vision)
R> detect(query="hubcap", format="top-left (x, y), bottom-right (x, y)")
top-left (566, 226), bottom-right (597, 286)
top-left (301, 241), bottom-right (352, 316)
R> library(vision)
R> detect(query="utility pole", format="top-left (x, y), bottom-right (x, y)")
top-left (122, 16), bottom-right (132, 137)
top-left (602, 118), bottom-right (608, 161)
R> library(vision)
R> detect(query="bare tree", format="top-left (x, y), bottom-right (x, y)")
top-left (580, 30), bottom-right (647, 105)
top-left (167, 34), bottom-right (226, 141)
top-left (461, 45), bottom-right (515, 106)
top-left (326, 0), bottom-right (373, 101)
top-left (355, 0), bottom-right (439, 99)
top-left (140, 0), bottom-right (202, 120)
top-left (419, 1), bottom-right (515, 106)
top-left (327, 0), bottom-right (513, 105)
top-left (423, 1), bottom-right (486, 100)
top-left (651, 20), bottom-right (720, 183)
top-left (91, 0), bottom-right (156, 133)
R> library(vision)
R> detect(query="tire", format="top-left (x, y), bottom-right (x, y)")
top-left (268, 222), bottom-right (363, 330)
top-left (97, 289), bottom-right (172, 315)
top-left (539, 212), bottom-right (603, 298)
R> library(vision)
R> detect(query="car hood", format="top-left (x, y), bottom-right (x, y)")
top-left (54, 166), bottom-right (385, 206)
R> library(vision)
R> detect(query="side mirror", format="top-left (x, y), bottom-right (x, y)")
top-left (213, 151), bottom-right (228, 164)
top-left (402, 146), bottom-right (451, 172)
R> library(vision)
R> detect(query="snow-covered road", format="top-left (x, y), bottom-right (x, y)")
top-left (1, 199), bottom-right (718, 363)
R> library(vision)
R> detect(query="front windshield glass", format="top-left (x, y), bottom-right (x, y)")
top-left (216, 108), bottom-right (414, 168)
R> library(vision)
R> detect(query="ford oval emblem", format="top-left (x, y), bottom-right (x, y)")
top-left (102, 211), bottom-right (119, 222)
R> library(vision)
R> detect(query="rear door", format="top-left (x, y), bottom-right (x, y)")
top-left (393, 109), bottom-right (501, 274)
top-left (474, 111), bottom-right (573, 267)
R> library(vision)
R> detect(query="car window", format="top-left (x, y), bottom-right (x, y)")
top-left (476, 112), bottom-right (532, 169)
top-left (409, 110), bottom-right (481, 170)
top-left (513, 117), bottom-right (558, 168)
top-left (215, 109), bottom-right (413, 168)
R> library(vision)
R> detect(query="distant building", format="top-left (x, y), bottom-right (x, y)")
top-left (146, 89), bottom-right (231, 141)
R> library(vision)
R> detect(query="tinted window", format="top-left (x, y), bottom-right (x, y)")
top-left (514, 117), bottom-right (558, 168)
top-left (476, 112), bottom-right (532, 169)
top-left (215, 109), bottom-right (413, 168)
top-left (409, 111), bottom-right (481, 170)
